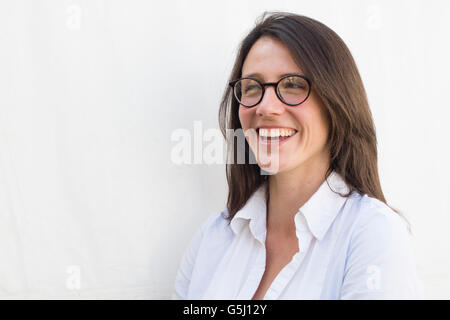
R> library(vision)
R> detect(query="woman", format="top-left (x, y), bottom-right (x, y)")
top-left (173, 11), bottom-right (423, 299)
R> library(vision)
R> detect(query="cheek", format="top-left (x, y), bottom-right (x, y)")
top-left (238, 106), bottom-right (253, 129)
top-left (314, 108), bottom-right (330, 142)
top-left (289, 105), bottom-right (329, 143)
top-left (288, 107), bottom-right (309, 130)
top-left (308, 96), bottom-right (330, 140)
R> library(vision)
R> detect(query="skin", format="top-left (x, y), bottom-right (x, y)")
top-left (238, 36), bottom-right (332, 299)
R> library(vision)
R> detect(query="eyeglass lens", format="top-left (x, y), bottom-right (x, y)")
top-left (234, 76), bottom-right (309, 107)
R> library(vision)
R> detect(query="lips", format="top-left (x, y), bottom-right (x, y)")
top-left (257, 128), bottom-right (298, 146)
top-left (258, 127), bottom-right (297, 138)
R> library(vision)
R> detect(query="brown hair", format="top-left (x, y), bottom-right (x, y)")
top-left (218, 11), bottom-right (408, 230)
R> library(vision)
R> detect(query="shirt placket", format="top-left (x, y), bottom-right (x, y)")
top-left (263, 227), bottom-right (313, 300)
top-left (236, 241), bottom-right (266, 299)
top-left (263, 250), bottom-right (304, 299)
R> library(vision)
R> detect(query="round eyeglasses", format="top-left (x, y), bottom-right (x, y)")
top-left (229, 74), bottom-right (312, 108)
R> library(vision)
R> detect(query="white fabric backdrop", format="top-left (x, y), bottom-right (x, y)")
top-left (0, 0), bottom-right (449, 299)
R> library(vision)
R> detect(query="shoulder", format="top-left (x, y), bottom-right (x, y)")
top-left (344, 193), bottom-right (417, 275)
top-left (193, 208), bottom-right (232, 245)
top-left (338, 192), bottom-right (414, 269)
top-left (339, 194), bottom-right (423, 299)
top-left (173, 209), bottom-right (231, 300)
top-left (179, 209), bottom-right (230, 259)
top-left (348, 194), bottom-right (409, 242)
top-left (199, 209), bottom-right (230, 234)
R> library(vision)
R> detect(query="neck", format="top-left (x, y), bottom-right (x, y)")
top-left (266, 157), bottom-right (330, 236)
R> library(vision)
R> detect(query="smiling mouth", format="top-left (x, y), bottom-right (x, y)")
top-left (259, 134), bottom-right (297, 143)
top-left (257, 128), bottom-right (298, 144)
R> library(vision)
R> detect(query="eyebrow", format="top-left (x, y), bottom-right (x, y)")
top-left (241, 72), bottom-right (304, 80)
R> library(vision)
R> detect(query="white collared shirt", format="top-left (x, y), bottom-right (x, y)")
top-left (172, 171), bottom-right (424, 299)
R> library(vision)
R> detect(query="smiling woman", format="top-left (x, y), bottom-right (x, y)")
top-left (173, 11), bottom-right (424, 300)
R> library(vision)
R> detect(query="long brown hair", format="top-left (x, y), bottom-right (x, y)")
top-left (218, 11), bottom-right (408, 230)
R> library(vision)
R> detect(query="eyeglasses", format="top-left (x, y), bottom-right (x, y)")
top-left (229, 74), bottom-right (312, 108)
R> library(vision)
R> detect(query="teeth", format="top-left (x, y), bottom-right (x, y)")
top-left (259, 128), bottom-right (296, 138)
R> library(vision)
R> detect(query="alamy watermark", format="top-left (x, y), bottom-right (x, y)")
top-left (66, 265), bottom-right (82, 290)
top-left (171, 121), bottom-right (280, 175)
top-left (366, 264), bottom-right (381, 291)
top-left (66, 4), bottom-right (82, 30)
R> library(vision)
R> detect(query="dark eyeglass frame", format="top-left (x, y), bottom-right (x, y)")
top-left (228, 74), bottom-right (312, 108)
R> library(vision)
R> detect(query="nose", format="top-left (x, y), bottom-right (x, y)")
top-left (255, 85), bottom-right (285, 117)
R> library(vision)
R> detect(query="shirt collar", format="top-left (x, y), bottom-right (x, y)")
top-left (299, 170), bottom-right (350, 240)
top-left (229, 183), bottom-right (268, 244)
top-left (229, 170), bottom-right (351, 243)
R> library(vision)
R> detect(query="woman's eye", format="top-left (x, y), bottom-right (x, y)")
top-left (244, 85), bottom-right (259, 93)
top-left (285, 82), bottom-right (304, 89)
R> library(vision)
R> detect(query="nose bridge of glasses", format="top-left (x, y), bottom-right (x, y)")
top-left (261, 82), bottom-right (281, 102)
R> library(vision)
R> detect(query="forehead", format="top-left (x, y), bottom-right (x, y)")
top-left (242, 36), bottom-right (303, 80)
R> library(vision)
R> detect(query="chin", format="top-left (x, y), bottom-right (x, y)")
top-left (257, 159), bottom-right (291, 176)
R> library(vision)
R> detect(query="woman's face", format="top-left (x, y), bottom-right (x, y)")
top-left (238, 36), bottom-right (330, 175)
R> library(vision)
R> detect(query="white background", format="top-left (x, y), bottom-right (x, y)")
top-left (0, 0), bottom-right (449, 299)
